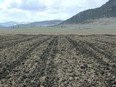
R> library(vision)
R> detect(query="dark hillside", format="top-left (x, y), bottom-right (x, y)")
top-left (63, 0), bottom-right (116, 24)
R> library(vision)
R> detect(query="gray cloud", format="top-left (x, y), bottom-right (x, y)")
top-left (0, 0), bottom-right (109, 22)
top-left (9, 0), bottom-right (47, 11)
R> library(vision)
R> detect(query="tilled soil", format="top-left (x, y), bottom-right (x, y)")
top-left (0, 34), bottom-right (116, 87)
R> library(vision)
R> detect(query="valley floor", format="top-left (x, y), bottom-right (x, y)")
top-left (0, 25), bottom-right (116, 35)
top-left (0, 34), bottom-right (116, 87)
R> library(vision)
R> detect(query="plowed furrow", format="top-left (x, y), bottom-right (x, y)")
top-left (0, 37), bottom-right (53, 87)
top-left (66, 37), bottom-right (116, 76)
top-left (0, 35), bottom-right (115, 87)
top-left (67, 36), bottom-right (116, 86)
top-left (26, 37), bottom-right (59, 87)
top-left (0, 35), bottom-right (40, 49)
top-left (0, 37), bottom-right (51, 80)
top-left (95, 40), bottom-right (116, 46)
top-left (0, 35), bottom-right (29, 42)
top-left (44, 37), bottom-right (58, 87)
top-left (74, 38), bottom-right (116, 63)
top-left (0, 36), bottom-right (50, 66)
top-left (83, 41), bottom-right (116, 62)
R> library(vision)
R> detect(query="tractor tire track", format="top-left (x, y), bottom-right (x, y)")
top-left (82, 40), bottom-right (116, 62)
top-left (0, 35), bottom-right (116, 87)
top-left (0, 37), bottom-right (54, 87)
top-left (66, 36), bottom-right (116, 86)
top-left (74, 36), bottom-right (116, 63)
top-left (23, 36), bottom-right (59, 87)
top-left (0, 36), bottom-right (50, 66)
top-left (95, 39), bottom-right (116, 46)
top-left (0, 37), bottom-right (52, 80)
top-left (0, 35), bottom-right (42, 49)
top-left (43, 36), bottom-right (59, 87)
top-left (0, 35), bottom-right (29, 42)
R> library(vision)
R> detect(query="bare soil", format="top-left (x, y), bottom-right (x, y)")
top-left (0, 34), bottom-right (116, 87)
top-left (0, 28), bottom-right (116, 35)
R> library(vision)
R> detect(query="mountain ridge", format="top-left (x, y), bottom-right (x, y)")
top-left (62, 0), bottom-right (116, 24)
top-left (0, 20), bottom-right (63, 27)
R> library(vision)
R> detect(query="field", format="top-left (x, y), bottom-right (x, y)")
top-left (0, 24), bottom-right (116, 35)
top-left (0, 34), bottom-right (116, 87)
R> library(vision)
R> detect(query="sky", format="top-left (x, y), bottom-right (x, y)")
top-left (0, 0), bottom-right (109, 22)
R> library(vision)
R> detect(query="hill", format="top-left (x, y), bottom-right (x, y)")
top-left (14, 20), bottom-right (63, 27)
top-left (63, 0), bottom-right (116, 24)
top-left (0, 20), bottom-right (63, 28)
top-left (0, 21), bottom-right (19, 27)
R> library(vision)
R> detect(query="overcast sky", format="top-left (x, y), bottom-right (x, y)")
top-left (0, 0), bottom-right (109, 22)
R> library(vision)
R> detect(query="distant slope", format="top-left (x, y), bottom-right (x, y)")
top-left (15, 20), bottom-right (63, 27)
top-left (0, 20), bottom-right (63, 28)
top-left (0, 21), bottom-right (28, 27)
top-left (0, 21), bottom-right (19, 27)
top-left (63, 0), bottom-right (116, 24)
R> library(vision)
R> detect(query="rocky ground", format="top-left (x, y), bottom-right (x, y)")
top-left (0, 34), bottom-right (116, 87)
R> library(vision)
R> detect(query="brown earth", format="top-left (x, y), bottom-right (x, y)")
top-left (0, 28), bottom-right (116, 35)
top-left (0, 34), bottom-right (116, 87)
